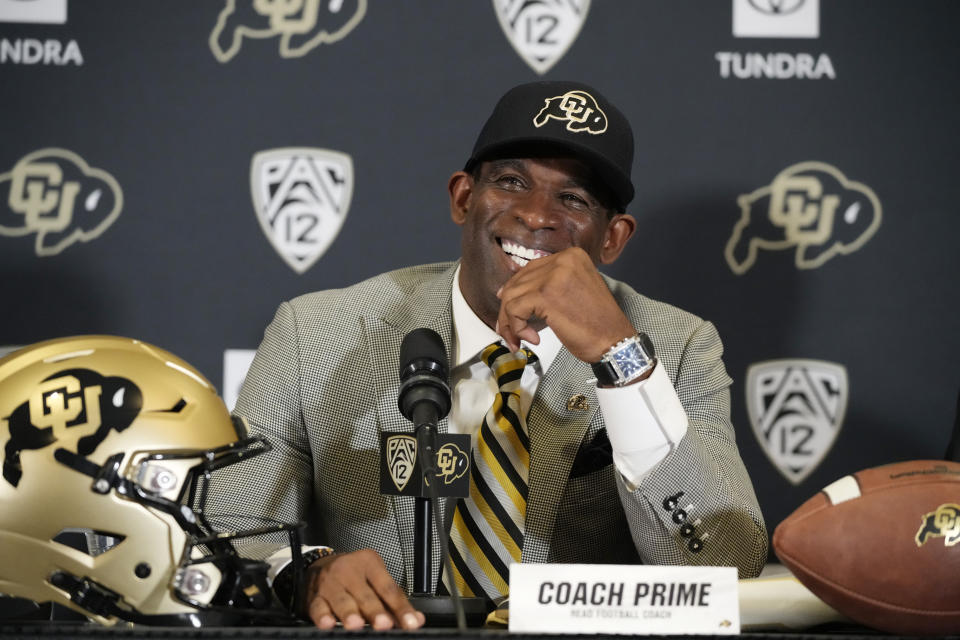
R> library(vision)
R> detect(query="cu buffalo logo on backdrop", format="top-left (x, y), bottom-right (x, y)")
top-left (493, 0), bottom-right (590, 75)
top-left (746, 359), bottom-right (848, 485)
top-left (725, 161), bottom-right (881, 275)
top-left (209, 0), bottom-right (366, 62)
top-left (534, 90), bottom-right (607, 134)
top-left (2, 369), bottom-right (142, 488)
top-left (250, 147), bottom-right (354, 274)
top-left (0, 149), bottom-right (123, 257)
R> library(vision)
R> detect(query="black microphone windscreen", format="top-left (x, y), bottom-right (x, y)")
top-left (399, 328), bottom-right (448, 378)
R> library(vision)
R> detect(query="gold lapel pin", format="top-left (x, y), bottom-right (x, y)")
top-left (567, 394), bottom-right (589, 412)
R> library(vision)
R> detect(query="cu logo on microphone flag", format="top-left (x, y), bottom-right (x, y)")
top-left (379, 432), bottom-right (471, 498)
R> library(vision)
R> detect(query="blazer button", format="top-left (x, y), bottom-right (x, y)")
top-left (662, 491), bottom-right (684, 511)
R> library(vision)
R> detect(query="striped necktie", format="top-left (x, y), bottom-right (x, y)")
top-left (447, 342), bottom-right (538, 600)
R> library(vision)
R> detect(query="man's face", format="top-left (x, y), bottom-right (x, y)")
top-left (449, 157), bottom-right (635, 328)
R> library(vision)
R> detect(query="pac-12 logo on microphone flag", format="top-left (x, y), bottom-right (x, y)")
top-left (250, 147), bottom-right (353, 274)
top-left (386, 434), bottom-right (417, 492)
top-left (746, 359), bottom-right (847, 485)
top-left (493, 0), bottom-right (590, 75)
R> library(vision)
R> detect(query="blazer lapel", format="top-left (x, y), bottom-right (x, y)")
top-left (523, 348), bottom-right (599, 563)
top-left (364, 263), bottom-right (458, 592)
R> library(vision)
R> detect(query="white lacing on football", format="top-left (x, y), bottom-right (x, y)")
top-left (821, 475), bottom-right (861, 505)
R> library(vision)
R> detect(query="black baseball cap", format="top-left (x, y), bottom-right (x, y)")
top-left (464, 81), bottom-right (635, 209)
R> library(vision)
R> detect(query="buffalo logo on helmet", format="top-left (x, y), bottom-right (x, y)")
top-left (209, 0), bottom-right (367, 63)
top-left (725, 161), bottom-right (881, 274)
top-left (533, 90), bottom-right (607, 134)
top-left (2, 368), bottom-right (142, 487)
top-left (0, 148), bottom-right (123, 257)
top-left (915, 503), bottom-right (960, 548)
top-left (746, 359), bottom-right (848, 485)
top-left (432, 443), bottom-right (468, 486)
top-left (493, 0), bottom-right (590, 75)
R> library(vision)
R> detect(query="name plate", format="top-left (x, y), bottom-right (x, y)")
top-left (509, 564), bottom-right (739, 635)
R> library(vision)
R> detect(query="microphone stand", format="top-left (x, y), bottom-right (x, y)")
top-left (394, 328), bottom-right (490, 628)
top-left (407, 404), bottom-right (488, 629)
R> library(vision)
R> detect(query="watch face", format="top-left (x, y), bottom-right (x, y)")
top-left (613, 344), bottom-right (646, 377)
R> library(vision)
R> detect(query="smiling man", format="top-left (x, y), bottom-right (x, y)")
top-left (215, 81), bottom-right (767, 630)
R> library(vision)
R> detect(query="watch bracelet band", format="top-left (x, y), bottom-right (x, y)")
top-left (591, 333), bottom-right (656, 387)
top-left (272, 546), bottom-right (335, 616)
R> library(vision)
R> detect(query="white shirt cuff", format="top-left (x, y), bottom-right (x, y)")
top-left (264, 545), bottom-right (330, 584)
top-left (595, 363), bottom-right (688, 487)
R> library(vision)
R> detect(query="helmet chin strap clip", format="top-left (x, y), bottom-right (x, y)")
top-left (53, 449), bottom-right (128, 495)
top-left (49, 571), bottom-right (127, 620)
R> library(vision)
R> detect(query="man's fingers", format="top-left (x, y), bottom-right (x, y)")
top-left (319, 583), bottom-right (368, 630)
top-left (306, 596), bottom-right (338, 630)
top-left (304, 549), bottom-right (425, 631)
top-left (349, 582), bottom-right (396, 630)
top-left (369, 568), bottom-right (424, 629)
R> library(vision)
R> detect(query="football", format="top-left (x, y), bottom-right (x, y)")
top-left (773, 459), bottom-right (960, 635)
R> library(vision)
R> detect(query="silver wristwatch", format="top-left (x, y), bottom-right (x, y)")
top-left (591, 333), bottom-right (657, 387)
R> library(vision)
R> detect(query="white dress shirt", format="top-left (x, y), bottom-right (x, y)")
top-left (449, 266), bottom-right (688, 488)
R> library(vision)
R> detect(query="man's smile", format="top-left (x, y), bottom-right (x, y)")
top-left (498, 238), bottom-right (553, 268)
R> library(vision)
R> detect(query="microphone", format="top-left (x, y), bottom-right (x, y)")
top-left (398, 328), bottom-right (451, 430)
top-left (390, 328), bottom-right (487, 628)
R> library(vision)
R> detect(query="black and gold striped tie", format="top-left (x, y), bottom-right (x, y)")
top-left (447, 342), bottom-right (538, 600)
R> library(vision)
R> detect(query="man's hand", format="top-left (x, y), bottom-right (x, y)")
top-left (304, 548), bottom-right (425, 630)
top-left (496, 247), bottom-right (636, 362)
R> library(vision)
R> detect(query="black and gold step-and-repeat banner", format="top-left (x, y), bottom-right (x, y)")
top-left (1, 0), bottom-right (958, 562)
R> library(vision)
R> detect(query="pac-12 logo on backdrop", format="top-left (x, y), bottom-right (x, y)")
top-left (746, 359), bottom-right (847, 485)
top-left (733, 0), bottom-right (818, 38)
top-left (0, 149), bottom-right (123, 257)
top-left (725, 161), bottom-right (881, 275)
top-left (209, 0), bottom-right (367, 63)
top-left (493, 0), bottom-right (589, 75)
top-left (250, 147), bottom-right (353, 274)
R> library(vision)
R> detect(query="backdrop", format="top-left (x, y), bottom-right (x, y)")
top-left (1, 0), bottom-right (958, 569)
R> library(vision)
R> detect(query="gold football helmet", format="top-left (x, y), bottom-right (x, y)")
top-left (0, 336), bottom-right (302, 626)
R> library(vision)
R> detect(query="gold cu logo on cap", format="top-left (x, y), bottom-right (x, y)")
top-left (533, 90), bottom-right (607, 134)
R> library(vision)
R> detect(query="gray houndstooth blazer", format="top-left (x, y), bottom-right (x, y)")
top-left (212, 261), bottom-right (767, 589)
